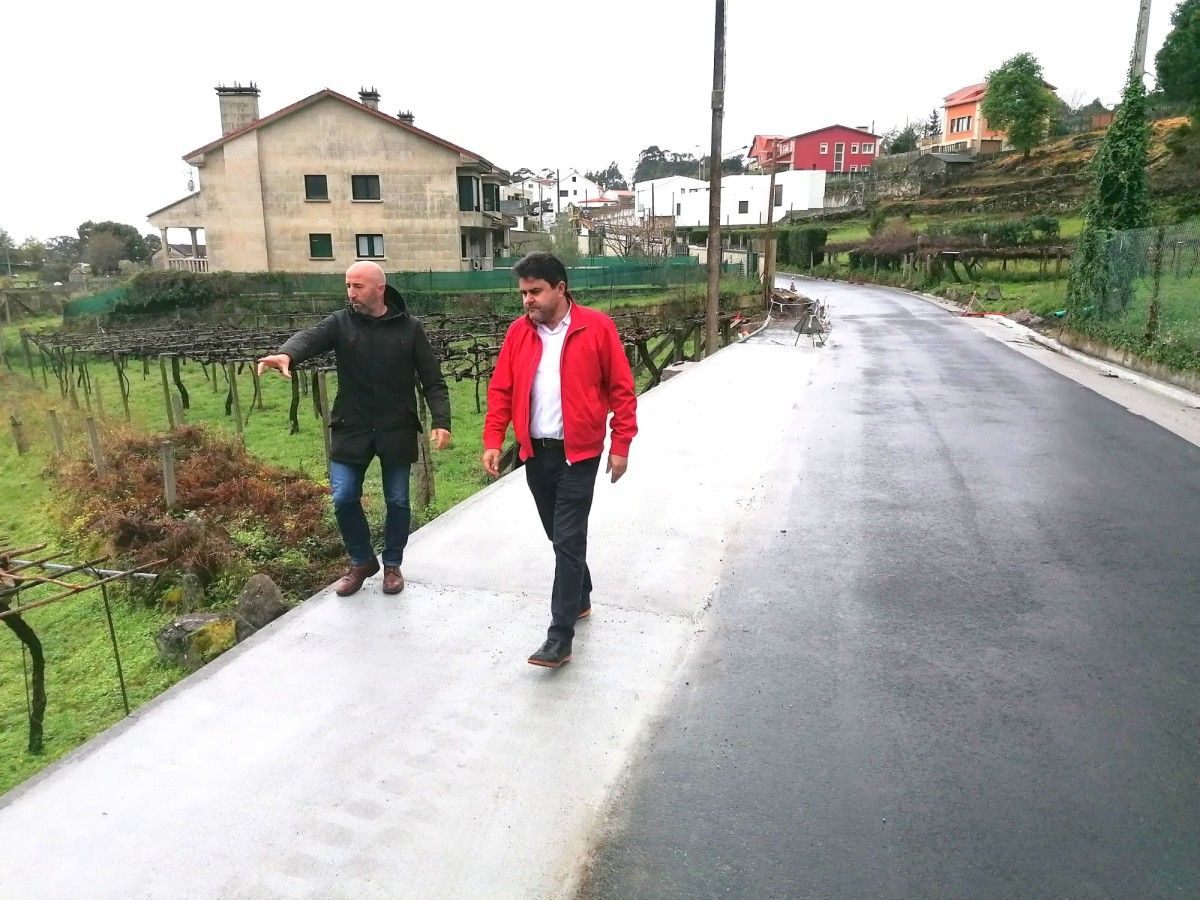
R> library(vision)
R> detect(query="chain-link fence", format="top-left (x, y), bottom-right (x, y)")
top-left (1068, 220), bottom-right (1200, 371)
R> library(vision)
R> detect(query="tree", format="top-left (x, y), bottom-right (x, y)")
top-left (1156, 0), bottom-right (1200, 121)
top-left (18, 238), bottom-right (47, 268)
top-left (1066, 63), bottom-right (1152, 318)
top-left (77, 220), bottom-right (153, 264)
top-left (632, 145), bottom-right (703, 183)
top-left (882, 123), bottom-right (920, 154)
top-left (584, 161), bottom-right (629, 191)
top-left (924, 109), bottom-right (942, 139)
top-left (550, 215), bottom-right (580, 265)
top-left (980, 53), bottom-right (1058, 158)
top-left (85, 232), bottom-right (127, 274)
top-left (144, 233), bottom-right (162, 257)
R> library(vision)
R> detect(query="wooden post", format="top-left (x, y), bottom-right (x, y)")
top-left (47, 409), bottom-right (66, 455)
top-left (10, 413), bottom-right (28, 455)
top-left (225, 361), bottom-right (243, 441)
top-left (161, 441), bottom-right (177, 510)
top-left (93, 377), bottom-right (105, 421)
top-left (171, 395), bottom-right (185, 426)
top-left (85, 416), bottom-right (106, 476)
top-left (1144, 226), bottom-right (1166, 345)
top-left (19, 331), bottom-right (34, 381)
top-left (159, 355), bottom-right (176, 429)
top-left (317, 370), bottom-right (333, 463)
top-left (414, 394), bottom-right (434, 509)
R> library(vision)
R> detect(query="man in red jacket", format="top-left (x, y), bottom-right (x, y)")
top-left (482, 252), bottom-right (638, 668)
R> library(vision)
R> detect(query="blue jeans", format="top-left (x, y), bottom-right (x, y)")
top-left (329, 459), bottom-right (411, 567)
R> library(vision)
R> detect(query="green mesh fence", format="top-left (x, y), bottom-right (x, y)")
top-left (64, 257), bottom-right (746, 319)
top-left (1068, 220), bottom-right (1200, 371)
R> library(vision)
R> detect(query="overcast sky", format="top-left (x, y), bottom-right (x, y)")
top-left (0, 0), bottom-right (1177, 242)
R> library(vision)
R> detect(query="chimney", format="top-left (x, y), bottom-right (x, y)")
top-left (397, 109), bottom-right (415, 125)
top-left (359, 87), bottom-right (381, 110)
top-left (215, 83), bottom-right (260, 135)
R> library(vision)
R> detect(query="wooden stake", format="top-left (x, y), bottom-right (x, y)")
top-left (85, 416), bottom-right (106, 475)
top-left (225, 361), bottom-right (243, 441)
top-left (159, 355), bottom-right (176, 429)
top-left (161, 441), bottom-right (177, 509)
top-left (10, 413), bottom-right (28, 455)
top-left (317, 370), bottom-right (332, 463)
top-left (47, 409), bottom-right (65, 455)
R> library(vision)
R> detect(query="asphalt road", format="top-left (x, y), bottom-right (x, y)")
top-left (585, 280), bottom-right (1200, 898)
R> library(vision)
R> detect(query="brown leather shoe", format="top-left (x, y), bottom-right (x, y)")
top-left (382, 565), bottom-right (404, 595)
top-left (334, 559), bottom-right (380, 596)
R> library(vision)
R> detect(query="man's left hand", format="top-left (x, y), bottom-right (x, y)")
top-left (606, 454), bottom-right (628, 483)
top-left (430, 429), bottom-right (452, 451)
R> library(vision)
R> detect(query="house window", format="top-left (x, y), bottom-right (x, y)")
top-left (773, 184), bottom-right (783, 206)
top-left (559, 189), bottom-right (568, 197)
top-left (482, 182), bottom-right (500, 212)
top-left (738, 200), bottom-right (749, 214)
top-left (571, 175), bottom-right (577, 182)
top-left (461, 235), bottom-right (468, 258)
top-left (676, 203), bottom-right (681, 215)
top-left (351, 174), bottom-right (381, 200)
top-left (834, 142), bottom-right (845, 172)
top-left (309, 233), bottom-right (333, 259)
top-left (458, 175), bottom-right (480, 211)
top-left (819, 142), bottom-right (829, 154)
top-left (356, 234), bottom-right (385, 258)
top-left (861, 143), bottom-right (874, 154)
top-left (851, 143), bottom-right (860, 154)
top-left (949, 116), bottom-right (973, 133)
top-left (304, 175), bottom-right (328, 201)
top-left (850, 165), bottom-right (859, 173)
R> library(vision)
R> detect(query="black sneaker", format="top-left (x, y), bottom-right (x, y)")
top-left (528, 638), bottom-right (572, 668)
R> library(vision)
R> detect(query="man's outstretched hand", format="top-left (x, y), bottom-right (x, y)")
top-left (257, 354), bottom-right (292, 378)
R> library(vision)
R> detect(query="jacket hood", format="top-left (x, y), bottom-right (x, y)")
top-left (383, 284), bottom-right (408, 317)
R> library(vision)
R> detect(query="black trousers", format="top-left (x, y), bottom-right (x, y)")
top-left (524, 442), bottom-right (600, 643)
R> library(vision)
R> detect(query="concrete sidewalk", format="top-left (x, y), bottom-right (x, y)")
top-left (0, 338), bottom-right (820, 899)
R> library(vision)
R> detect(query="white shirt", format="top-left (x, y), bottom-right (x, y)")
top-left (530, 304), bottom-right (572, 439)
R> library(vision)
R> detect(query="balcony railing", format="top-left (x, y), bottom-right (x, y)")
top-left (168, 258), bottom-right (209, 273)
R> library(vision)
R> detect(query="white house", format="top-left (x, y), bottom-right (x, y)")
top-left (503, 178), bottom-right (556, 232)
top-left (634, 175), bottom-right (708, 220)
top-left (556, 169), bottom-right (604, 211)
top-left (675, 171), bottom-right (826, 228)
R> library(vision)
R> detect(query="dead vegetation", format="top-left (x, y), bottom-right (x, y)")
top-left (56, 425), bottom-right (344, 604)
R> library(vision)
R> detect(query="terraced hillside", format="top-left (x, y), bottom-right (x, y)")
top-left (879, 117), bottom-right (1198, 219)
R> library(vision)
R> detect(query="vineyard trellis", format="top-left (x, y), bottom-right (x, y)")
top-left (18, 308), bottom-right (745, 465)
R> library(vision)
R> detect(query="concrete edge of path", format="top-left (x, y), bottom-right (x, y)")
top-left (777, 272), bottom-right (1200, 410)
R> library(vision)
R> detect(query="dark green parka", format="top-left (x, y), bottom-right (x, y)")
top-left (278, 285), bottom-right (450, 466)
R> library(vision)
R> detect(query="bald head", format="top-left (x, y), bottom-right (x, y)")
top-left (346, 261), bottom-right (388, 316)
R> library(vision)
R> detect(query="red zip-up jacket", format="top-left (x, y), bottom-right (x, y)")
top-left (484, 304), bottom-right (637, 464)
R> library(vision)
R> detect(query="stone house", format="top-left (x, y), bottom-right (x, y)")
top-left (148, 85), bottom-right (510, 273)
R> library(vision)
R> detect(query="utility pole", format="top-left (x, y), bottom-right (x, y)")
top-left (1131, 0), bottom-right (1153, 77)
top-left (762, 140), bottom-right (781, 308)
top-left (704, 0), bottom-right (726, 357)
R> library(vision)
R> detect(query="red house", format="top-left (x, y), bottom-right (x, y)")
top-left (785, 125), bottom-right (880, 173)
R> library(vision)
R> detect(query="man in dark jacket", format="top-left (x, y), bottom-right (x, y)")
top-left (258, 262), bottom-right (451, 596)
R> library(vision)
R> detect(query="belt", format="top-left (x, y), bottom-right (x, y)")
top-left (531, 437), bottom-right (564, 449)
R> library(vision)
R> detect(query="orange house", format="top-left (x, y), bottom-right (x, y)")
top-left (926, 79), bottom-right (1056, 155)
